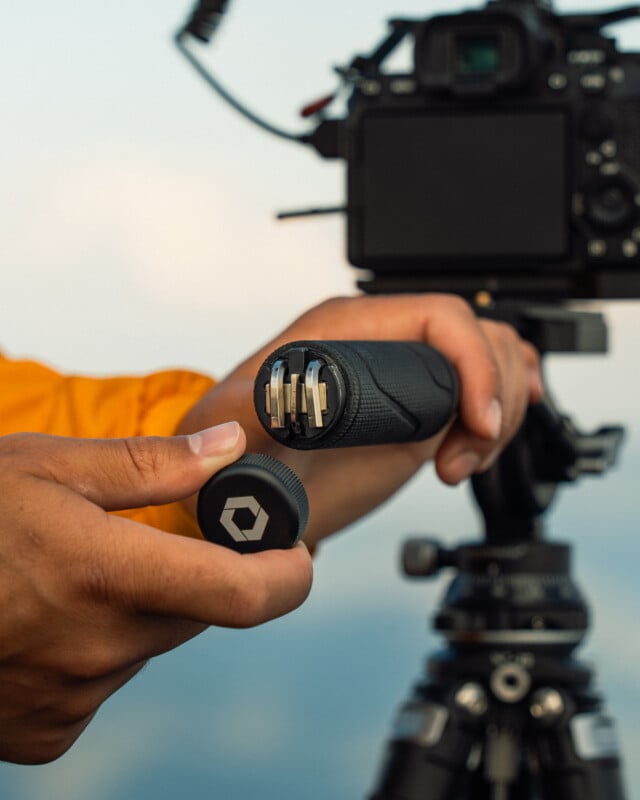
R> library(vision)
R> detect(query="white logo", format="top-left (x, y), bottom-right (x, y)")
top-left (219, 496), bottom-right (270, 542)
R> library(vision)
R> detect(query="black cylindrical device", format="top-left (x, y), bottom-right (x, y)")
top-left (197, 453), bottom-right (308, 553)
top-left (254, 340), bottom-right (459, 450)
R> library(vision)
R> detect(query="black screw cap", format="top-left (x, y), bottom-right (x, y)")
top-left (197, 454), bottom-right (308, 553)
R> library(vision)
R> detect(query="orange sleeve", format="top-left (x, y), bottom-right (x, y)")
top-left (0, 352), bottom-right (215, 536)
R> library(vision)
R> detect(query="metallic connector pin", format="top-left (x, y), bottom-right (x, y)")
top-left (290, 371), bottom-right (300, 427)
top-left (269, 360), bottom-right (287, 429)
top-left (305, 360), bottom-right (324, 428)
top-left (264, 358), bottom-right (328, 429)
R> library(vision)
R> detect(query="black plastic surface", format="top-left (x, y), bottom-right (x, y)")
top-left (197, 453), bottom-right (308, 553)
top-left (254, 340), bottom-right (459, 450)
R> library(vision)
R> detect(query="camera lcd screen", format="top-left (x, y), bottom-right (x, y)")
top-left (356, 111), bottom-right (568, 265)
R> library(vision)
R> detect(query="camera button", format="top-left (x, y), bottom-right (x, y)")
top-left (588, 240), bottom-right (607, 257)
top-left (609, 66), bottom-right (626, 84)
top-left (548, 73), bottom-right (568, 91)
top-left (579, 109), bottom-right (614, 144)
top-left (584, 176), bottom-right (637, 232)
top-left (580, 73), bottom-right (607, 94)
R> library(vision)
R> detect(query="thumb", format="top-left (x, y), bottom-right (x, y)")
top-left (0, 427), bottom-right (312, 635)
top-left (9, 422), bottom-right (246, 511)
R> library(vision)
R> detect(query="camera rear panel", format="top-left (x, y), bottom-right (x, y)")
top-left (345, 5), bottom-right (640, 300)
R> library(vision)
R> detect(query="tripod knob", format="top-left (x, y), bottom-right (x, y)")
top-left (454, 683), bottom-right (488, 717)
top-left (530, 687), bottom-right (565, 723)
top-left (402, 538), bottom-right (454, 577)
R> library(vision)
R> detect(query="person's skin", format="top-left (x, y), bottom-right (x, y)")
top-left (0, 424), bottom-right (312, 765)
top-left (178, 294), bottom-right (543, 550)
top-left (0, 292), bottom-right (542, 766)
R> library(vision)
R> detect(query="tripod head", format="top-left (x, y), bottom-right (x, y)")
top-left (372, 305), bottom-right (627, 799)
top-left (403, 305), bottom-right (623, 657)
top-left (470, 303), bottom-right (623, 542)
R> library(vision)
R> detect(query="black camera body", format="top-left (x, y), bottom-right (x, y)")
top-left (316, 1), bottom-right (640, 300)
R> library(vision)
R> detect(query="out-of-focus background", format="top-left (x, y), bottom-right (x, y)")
top-left (1, 1), bottom-right (639, 797)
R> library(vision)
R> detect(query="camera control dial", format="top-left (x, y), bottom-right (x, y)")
top-left (583, 175), bottom-right (638, 232)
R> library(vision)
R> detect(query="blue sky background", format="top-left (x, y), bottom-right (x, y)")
top-left (1, 1), bottom-right (639, 798)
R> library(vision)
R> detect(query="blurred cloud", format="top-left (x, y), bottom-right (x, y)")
top-left (0, 142), bottom-right (353, 375)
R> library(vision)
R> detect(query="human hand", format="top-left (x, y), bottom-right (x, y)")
top-left (0, 425), bottom-right (312, 764)
top-left (177, 294), bottom-right (543, 549)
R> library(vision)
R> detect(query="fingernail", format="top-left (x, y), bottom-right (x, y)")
top-left (446, 451), bottom-right (481, 483)
top-left (485, 399), bottom-right (502, 439)
top-left (189, 422), bottom-right (241, 457)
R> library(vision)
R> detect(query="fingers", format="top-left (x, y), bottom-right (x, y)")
top-left (434, 318), bottom-right (542, 484)
top-left (2, 421), bottom-right (246, 510)
top-left (521, 338), bottom-right (545, 404)
top-left (417, 298), bottom-right (508, 440)
top-left (0, 427), bottom-right (314, 764)
top-left (277, 294), bottom-right (543, 486)
top-left (0, 427), bottom-right (313, 631)
top-left (82, 517), bottom-right (314, 632)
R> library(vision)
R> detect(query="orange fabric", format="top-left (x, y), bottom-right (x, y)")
top-left (0, 353), bottom-right (215, 536)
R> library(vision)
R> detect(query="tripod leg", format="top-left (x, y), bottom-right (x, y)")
top-left (369, 683), bottom-right (487, 800)
top-left (483, 724), bottom-right (521, 800)
top-left (530, 687), bottom-right (626, 800)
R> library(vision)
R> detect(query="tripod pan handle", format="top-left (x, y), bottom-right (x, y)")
top-left (254, 340), bottom-right (458, 450)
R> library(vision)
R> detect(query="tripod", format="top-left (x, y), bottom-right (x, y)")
top-left (368, 305), bottom-right (628, 799)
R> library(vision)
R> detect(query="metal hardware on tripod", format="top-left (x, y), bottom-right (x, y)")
top-left (369, 304), bottom-right (627, 800)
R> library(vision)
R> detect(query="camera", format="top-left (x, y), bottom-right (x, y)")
top-left (175, 4), bottom-right (633, 795)
top-left (308, 0), bottom-right (640, 300)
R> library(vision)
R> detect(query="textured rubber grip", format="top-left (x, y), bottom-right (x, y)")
top-left (254, 340), bottom-right (459, 450)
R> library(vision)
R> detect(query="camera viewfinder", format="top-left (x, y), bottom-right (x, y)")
top-left (455, 35), bottom-right (501, 75)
